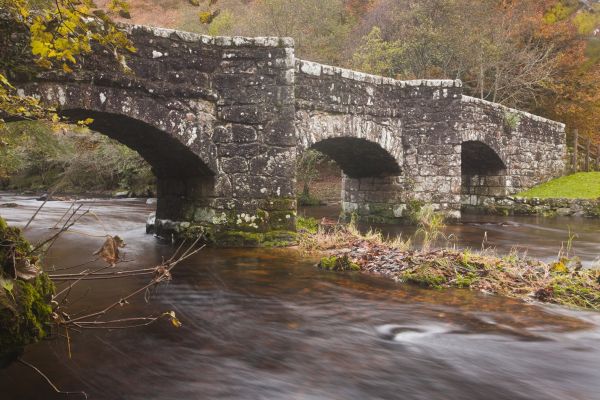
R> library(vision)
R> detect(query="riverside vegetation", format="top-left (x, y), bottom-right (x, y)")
top-left (296, 207), bottom-right (600, 311)
top-left (0, 121), bottom-right (155, 197)
top-left (0, 216), bottom-right (54, 367)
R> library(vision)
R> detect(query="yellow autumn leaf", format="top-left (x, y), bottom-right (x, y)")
top-left (77, 118), bottom-right (94, 125)
top-left (198, 11), bottom-right (214, 24)
top-left (166, 311), bottom-right (182, 328)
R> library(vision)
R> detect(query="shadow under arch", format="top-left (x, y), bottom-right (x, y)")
top-left (59, 109), bottom-right (215, 222)
top-left (461, 140), bottom-right (507, 207)
top-left (310, 137), bottom-right (401, 178)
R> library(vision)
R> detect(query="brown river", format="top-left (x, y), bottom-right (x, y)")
top-left (1, 194), bottom-right (599, 400)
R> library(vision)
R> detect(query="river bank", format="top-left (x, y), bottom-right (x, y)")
top-left (465, 196), bottom-right (600, 218)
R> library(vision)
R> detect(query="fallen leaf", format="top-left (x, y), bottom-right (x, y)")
top-left (94, 235), bottom-right (126, 266)
top-left (15, 258), bottom-right (40, 281)
top-left (166, 311), bottom-right (182, 328)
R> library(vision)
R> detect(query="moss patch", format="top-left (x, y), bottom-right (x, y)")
top-left (296, 216), bottom-right (319, 234)
top-left (318, 255), bottom-right (360, 272)
top-left (0, 217), bottom-right (54, 368)
top-left (213, 230), bottom-right (297, 248)
top-left (401, 264), bottom-right (447, 288)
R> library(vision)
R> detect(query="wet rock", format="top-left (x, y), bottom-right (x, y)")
top-left (114, 191), bottom-right (130, 198)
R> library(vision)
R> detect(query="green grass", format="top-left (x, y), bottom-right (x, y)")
top-left (517, 172), bottom-right (600, 199)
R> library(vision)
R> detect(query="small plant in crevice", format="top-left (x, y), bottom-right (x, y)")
top-left (503, 111), bottom-right (521, 133)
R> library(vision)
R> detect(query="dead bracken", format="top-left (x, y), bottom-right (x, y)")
top-left (299, 218), bottom-right (600, 310)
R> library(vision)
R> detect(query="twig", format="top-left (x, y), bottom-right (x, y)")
top-left (18, 358), bottom-right (88, 399)
top-left (53, 265), bottom-right (113, 299)
top-left (66, 241), bottom-right (204, 325)
top-left (49, 257), bottom-right (100, 272)
top-left (29, 205), bottom-right (86, 255)
top-left (23, 196), bottom-right (52, 230)
top-left (52, 202), bottom-right (75, 230)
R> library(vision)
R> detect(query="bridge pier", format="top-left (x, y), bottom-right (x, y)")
top-left (342, 175), bottom-right (407, 222)
top-left (341, 175), bottom-right (462, 223)
top-left (149, 175), bottom-right (297, 245)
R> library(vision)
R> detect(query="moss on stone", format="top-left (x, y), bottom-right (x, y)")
top-left (0, 217), bottom-right (54, 368)
top-left (318, 255), bottom-right (360, 271)
top-left (213, 230), bottom-right (297, 248)
top-left (261, 197), bottom-right (297, 211)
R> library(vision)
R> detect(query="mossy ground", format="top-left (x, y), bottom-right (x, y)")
top-left (0, 217), bottom-right (54, 367)
top-left (300, 220), bottom-right (600, 311)
top-left (517, 172), bottom-right (600, 199)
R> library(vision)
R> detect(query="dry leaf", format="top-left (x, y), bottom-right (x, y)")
top-left (166, 311), bottom-right (182, 328)
top-left (94, 235), bottom-right (126, 266)
top-left (15, 258), bottom-right (40, 281)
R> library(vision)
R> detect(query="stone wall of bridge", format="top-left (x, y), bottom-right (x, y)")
top-left (2, 18), bottom-right (299, 244)
top-left (459, 96), bottom-right (566, 208)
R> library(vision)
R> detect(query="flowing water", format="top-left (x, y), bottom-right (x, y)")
top-left (1, 194), bottom-right (599, 400)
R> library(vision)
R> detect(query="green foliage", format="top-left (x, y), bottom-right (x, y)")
top-left (352, 26), bottom-right (404, 77)
top-left (296, 216), bottom-right (319, 234)
top-left (296, 149), bottom-right (326, 202)
top-left (414, 204), bottom-right (447, 251)
top-left (517, 172), bottom-right (600, 199)
top-left (0, 0), bottom-right (136, 122)
top-left (573, 9), bottom-right (600, 35)
top-left (0, 121), bottom-right (155, 195)
top-left (543, 0), bottom-right (580, 24)
top-left (503, 111), bottom-right (521, 132)
top-left (297, 193), bottom-right (322, 206)
top-left (207, 9), bottom-right (233, 35)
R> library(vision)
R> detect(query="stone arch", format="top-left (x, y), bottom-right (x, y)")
top-left (295, 111), bottom-right (405, 222)
top-left (461, 140), bottom-right (508, 207)
top-left (295, 111), bottom-right (404, 166)
top-left (21, 82), bottom-right (219, 224)
top-left (310, 137), bottom-right (401, 178)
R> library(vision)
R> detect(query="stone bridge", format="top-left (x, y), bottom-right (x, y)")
top-left (1, 20), bottom-right (566, 244)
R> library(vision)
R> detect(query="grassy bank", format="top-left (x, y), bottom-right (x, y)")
top-left (517, 172), bottom-right (600, 199)
top-left (296, 216), bottom-right (600, 311)
top-left (0, 121), bottom-right (155, 197)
